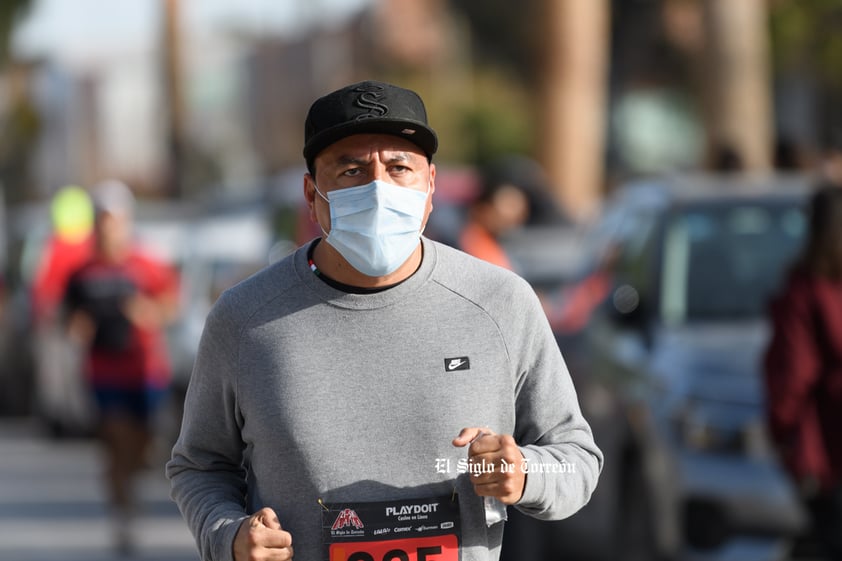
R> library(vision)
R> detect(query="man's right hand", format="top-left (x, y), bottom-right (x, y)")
top-left (233, 507), bottom-right (293, 561)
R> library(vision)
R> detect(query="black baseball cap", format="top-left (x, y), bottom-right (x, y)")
top-left (303, 80), bottom-right (438, 167)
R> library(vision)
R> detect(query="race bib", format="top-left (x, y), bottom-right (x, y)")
top-left (321, 495), bottom-right (460, 561)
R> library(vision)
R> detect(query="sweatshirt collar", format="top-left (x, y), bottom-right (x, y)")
top-left (294, 237), bottom-right (437, 310)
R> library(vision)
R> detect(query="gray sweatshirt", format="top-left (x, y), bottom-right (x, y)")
top-left (167, 237), bottom-right (602, 561)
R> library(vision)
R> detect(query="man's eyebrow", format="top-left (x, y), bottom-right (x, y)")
top-left (335, 155), bottom-right (369, 167)
top-left (333, 152), bottom-right (413, 167)
top-left (384, 152), bottom-right (411, 164)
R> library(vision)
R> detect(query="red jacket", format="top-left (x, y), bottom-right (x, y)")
top-left (764, 269), bottom-right (842, 491)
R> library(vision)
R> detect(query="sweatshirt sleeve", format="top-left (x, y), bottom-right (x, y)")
top-left (166, 294), bottom-right (249, 561)
top-left (506, 277), bottom-right (604, 520)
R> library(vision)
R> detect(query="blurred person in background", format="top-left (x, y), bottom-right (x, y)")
top-left (458, 167), bottom-right (530, 270)
top-left (63, 180), bottom-right (179, 555)
top-left (458, 155), bottom-right (566, 270)
top-left (33, 185), bottom-right (95, 324)
top-left (764, 181), bottom-right (842, 561)
top-left (31, 185), bottom-right (95, 435)
top-left (491, 155), bottom-right (568, 228)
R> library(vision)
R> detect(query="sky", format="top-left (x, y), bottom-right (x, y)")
top-left (12, 0), bottom-right (372, 61)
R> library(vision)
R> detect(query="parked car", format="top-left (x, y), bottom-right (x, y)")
top-left (501, 173), bottom-right (813, 561)
top-left (0, 201), bottom-right (47, 420)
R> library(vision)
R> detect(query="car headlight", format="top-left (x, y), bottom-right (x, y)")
top-left (671, 401), bottom-right (772, 459)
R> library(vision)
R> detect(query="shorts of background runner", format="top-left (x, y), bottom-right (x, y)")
top-left (92, 386), bottom-right (169, 424)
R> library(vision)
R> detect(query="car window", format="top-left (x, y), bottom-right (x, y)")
top-left (660, 201), bottom-right (806, 324)
top-left (608, 208), bottom-right (660, 301)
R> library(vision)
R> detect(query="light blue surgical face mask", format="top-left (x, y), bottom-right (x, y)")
top-left (313, 179), bottom-right (431, 277)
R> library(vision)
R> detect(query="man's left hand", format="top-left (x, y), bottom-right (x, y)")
top-left (452, 428), bottom-right (526, 505)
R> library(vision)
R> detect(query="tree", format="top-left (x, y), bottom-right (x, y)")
top-left (0, 0), bottom-right (38, 204)
top-left (769, 0), bottom-right (842, 151)
top-left (0, 0), bottom-right (32, 65)
top-left (449, 0), bottom-right (610, 220)
top-left (701, 0), bottom-right (773, 171)
top-left (535, 0), bottom-right (610, 220)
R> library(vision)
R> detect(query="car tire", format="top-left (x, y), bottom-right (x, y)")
top-left (615, 449), bottom-right (664, 561)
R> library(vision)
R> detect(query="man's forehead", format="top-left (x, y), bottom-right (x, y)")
top-left (316, 134), bottom-right (427, 166)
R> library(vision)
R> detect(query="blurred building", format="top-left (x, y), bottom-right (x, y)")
top-left (243, 26), bottom-right (363, 176)
top-left (242, 0), bottom-right (456, 176)
top-left (4, 0), bottom-right (458, 201)
top-left (0, 61), bottom-right (41, 202)
top-left (30, 61), bottom-right (143, 196)
top-left (10, 51), bottom-right (163, 199)
top-left (8, 0), bottom-right (837, 207)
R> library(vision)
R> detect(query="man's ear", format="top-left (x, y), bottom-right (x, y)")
top-left (422, 163), bottom-right (436, 227)
top-left (428, 163), bottom-right (437, 211)
top-left (303, 174), bottom-right (318, 223)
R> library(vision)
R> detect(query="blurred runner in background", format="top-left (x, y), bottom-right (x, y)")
top-left (63, 180), bottom-right (179, 555)
top-left (764, 181), bottom-right (842, 561)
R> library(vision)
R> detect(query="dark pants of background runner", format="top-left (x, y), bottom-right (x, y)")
top-left (807, 486), bottom-right (842, 561)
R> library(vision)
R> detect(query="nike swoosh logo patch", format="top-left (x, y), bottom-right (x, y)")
top-left (444, 357), bottom-right (470, 371)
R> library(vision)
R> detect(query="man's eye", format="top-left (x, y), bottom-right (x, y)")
top-left (343, 168), bottom-right (362, 177)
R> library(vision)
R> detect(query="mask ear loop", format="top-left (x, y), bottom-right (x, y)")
top-left (419, 176), bottom-right (433, 236)
top-left (311, 181), bottom-right (331, 239)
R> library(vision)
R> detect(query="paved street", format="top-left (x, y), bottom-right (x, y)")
top-left (0, 420), bottom-right (198, 561)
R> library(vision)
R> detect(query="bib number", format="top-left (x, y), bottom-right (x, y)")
top-left (322, 496), bottom-right (460, 561)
